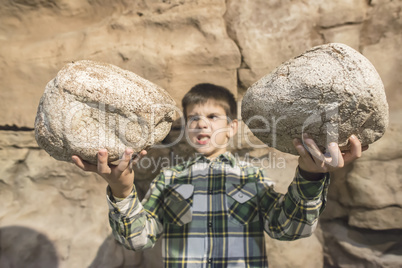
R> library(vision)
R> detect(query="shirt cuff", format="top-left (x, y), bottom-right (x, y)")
top-left (291, 166), bottom-right (330, 200)
top-left (107, 185), bottom-right (143, 218)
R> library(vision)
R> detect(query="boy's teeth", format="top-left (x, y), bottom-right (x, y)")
top-left (200, 136), bottom-right (209, 141)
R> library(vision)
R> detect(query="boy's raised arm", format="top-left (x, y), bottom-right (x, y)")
top-left (258, 135), bottom-right (367, 240)
top-left (72, 148), bottom-right (164, 251)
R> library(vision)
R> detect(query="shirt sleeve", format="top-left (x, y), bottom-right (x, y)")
top-left (256, 166), bottom-right (330, 241)
top-left (107, 171), bottom-right (166, 251)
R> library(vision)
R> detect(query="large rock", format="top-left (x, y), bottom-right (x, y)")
top-left (317, 0), bottom-right (367, 28)
top-left (35, 60), bottom-right (175, 164)
top-left (0, 0), bottom-right (240, 128)
top-left (241, 43), bottom-right (389, 155)
top-left (225, 0), bottom-right (323, 92)
top-left (322, 221), bottom-right (402, 268)
top-left (324, 113), bottom-right (402, 230)
top-left (349, 207), bottom-right (402, 230)
top-left (266, 233), bottom-right (324, 268)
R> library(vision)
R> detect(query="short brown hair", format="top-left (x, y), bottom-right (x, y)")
top-left (182, 83), bottom-right (237, 120)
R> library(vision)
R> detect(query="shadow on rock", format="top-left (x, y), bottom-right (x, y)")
top-left (0, 226), bottom-right (59, 268)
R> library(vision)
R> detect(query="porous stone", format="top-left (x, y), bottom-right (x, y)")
top-left (349, 207), bottom-right (402, 230)
top-left (322, 221), bottom-right (402, 268)
top-left (241, 43), bottom-right (389, 155)
top-left (35, 60), bottom-right (175, 164)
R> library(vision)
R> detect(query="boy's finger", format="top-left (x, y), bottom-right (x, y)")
top-left (293, 138), bottom-right (309, 159)
top-left (326, 142), bottom-right (344, 168)
top-left (350, 135), bottom-right (362, 157)
top-left (72, 155), bottom-right (97, 172)
top-left (302, 134), bottom-right (325, 166)
top-left (116, 148), bottom-right (133, 174)
top-left (343, 135), bottom-right (363, 164)
top-left (132, 150), bottom-right (148, 165)
top-left (97, 149), bottom-right (111, 174)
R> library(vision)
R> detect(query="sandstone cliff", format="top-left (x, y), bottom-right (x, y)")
top-left (0, 0), bottom-right (401, 267)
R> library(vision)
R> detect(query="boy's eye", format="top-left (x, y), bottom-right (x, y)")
top-left (208, 115), bottom-right (219, 121)
top-left (188, 115), bottom-right (200, 122)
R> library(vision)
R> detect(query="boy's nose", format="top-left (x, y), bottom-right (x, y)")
top-left (197, 117), bottom-right (209, 129)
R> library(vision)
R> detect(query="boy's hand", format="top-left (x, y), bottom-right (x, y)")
top-left (293, 134), bottom-right (368, 175)
top-left (72, 148), bottom-right (147, 198)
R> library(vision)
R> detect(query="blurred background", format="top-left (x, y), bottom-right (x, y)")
top-left (0, 0), bottom-right (401, 267)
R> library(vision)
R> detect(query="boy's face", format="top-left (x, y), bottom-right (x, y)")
top-left (185, 99), bottom-right (238, 159)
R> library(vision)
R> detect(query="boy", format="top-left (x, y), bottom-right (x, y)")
top-left (72, 83), bottom-right (364, 267)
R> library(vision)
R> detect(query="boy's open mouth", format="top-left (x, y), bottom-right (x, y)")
top-left (196, 134), bottom-right (210, 145)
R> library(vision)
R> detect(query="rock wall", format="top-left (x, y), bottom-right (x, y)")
top-left (0, 0), bottom-right (401, 267)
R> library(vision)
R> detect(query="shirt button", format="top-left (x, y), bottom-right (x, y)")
top-left (238, 193), bottom-right (244, 198)
top-left (208, 259), bottom-right (212, 263)
top-left (208, 222), bottom-right (212, 227)
top-left (209, 190), bottom-right (213, 194)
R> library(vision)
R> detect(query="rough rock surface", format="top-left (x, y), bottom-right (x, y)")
top-left (320, 113), bottom-right (402, 266)
top-left (35, 60), bottom-right (175, 164)
top-left (0, 0), bottom-right (240, 128)
top-left (242, 43), bottom-right (389, 155)
top-left (322, 221), bottom-right (402, 268)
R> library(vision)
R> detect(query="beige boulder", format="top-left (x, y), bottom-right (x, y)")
top-left (327, 114), bottom-right (402, 230)
top-left (266, 233), bottom-right (324, 268)
top-left (35, 60), bottom-right (175, 164)
top-left (241, 43), bottom-right (389, 155)
top-left (349, 207), bottom-right (402, 230)
top-left (322, 221), bottom-right (402, 268)
top-left (317, 0), bottom-right (367, 28)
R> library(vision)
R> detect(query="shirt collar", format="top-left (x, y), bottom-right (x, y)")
top-left (184, 151), bottom-right (236, 168)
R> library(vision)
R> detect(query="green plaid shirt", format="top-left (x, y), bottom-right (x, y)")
top-left (107, 152), bottom-right (329, 268)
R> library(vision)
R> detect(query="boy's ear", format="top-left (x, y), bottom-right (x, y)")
top-left (228, 119), bottom-right (238, 138)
